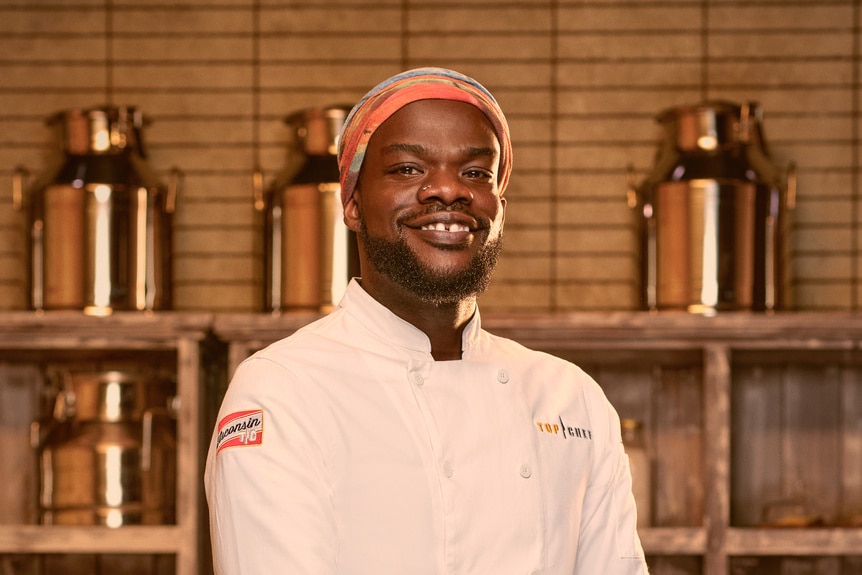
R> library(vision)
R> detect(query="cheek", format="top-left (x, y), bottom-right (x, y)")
top-left (352, 201), bottom-right (399, 238)
top-left (357, 188), bottom-right (414, 226)
top-left (486, 197), bottom-right (506, 231)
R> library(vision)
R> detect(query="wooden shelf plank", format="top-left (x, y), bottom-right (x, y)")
top-left (5, 310), bottom-right (862, 351)
top-left (639, 527), bottom-right (706, 554)
top-left (703, 344), bottom-right (731, 575)
top-left (480, 311), bottom-right (862, 350)
top-left (0, 311), bottom-right (212, 350)
top-left (726, 528), bottom-right (862, 555)
top-left (211, 310), bottom-right (862, 351)
top-left (0, 525), bottom-right (183, 554)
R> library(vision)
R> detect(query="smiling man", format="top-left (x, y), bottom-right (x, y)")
top-left (205, 68), bottom-right (649, 575)
top-left (344, 97), bottom-right (505, 359)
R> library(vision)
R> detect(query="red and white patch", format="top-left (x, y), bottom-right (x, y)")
top-left (216, 409), bottom-right (264, 454)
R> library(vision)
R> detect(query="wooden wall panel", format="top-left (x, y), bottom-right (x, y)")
top-left (0, 1), bottom-right (858, 313)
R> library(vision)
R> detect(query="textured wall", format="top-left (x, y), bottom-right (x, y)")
top-left (0, 0), bottom-right (858, 312)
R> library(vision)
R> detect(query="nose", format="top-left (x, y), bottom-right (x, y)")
top-left (417, 170), bottom-right (473, 205)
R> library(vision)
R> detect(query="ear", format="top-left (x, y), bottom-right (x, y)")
top-left (343, 189), bottom-right (362, 233)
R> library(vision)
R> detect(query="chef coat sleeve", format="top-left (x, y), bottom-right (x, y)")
top-left (573, 383), bottom-right (649, 574)
top-left (205, 356), bottom-right (336, 575)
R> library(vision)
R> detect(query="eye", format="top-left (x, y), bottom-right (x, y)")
top-left (390, 163), bottom-right (423, 176)
top-left (464, 167), bottom-right (494, 181)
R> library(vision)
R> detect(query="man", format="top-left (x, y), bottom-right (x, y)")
top-left (205, 67), bottom-right (649, 574)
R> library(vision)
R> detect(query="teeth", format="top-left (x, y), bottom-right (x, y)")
top-left (421, 222), bottom-right (470, 232)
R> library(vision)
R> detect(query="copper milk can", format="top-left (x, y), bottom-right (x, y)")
top-left (26, 106), bottom-right (178, 315)
top-left (631, 101), bottom-right (796, 313)
top-left (32, 370), bottom-right (177, 527)
top-left (260, 105), bottom-right (359, 313)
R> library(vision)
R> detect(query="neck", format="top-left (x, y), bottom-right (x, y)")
top-left (358, 278), bottom-right (476, 361)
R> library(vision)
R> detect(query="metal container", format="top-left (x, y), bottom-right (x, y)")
top-left (630, 101), bottom-right (796, 313)
top-left (259, 105), bottom-right (359, 313)
top-left (32, 370), bottom-right (177, 527)
top-left (25, 106), bottom-right (178, 315)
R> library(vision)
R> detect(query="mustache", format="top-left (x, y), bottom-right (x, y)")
top-left (395, 203), bottom-right (492, 230)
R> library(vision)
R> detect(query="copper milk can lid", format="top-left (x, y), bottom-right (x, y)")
top-left (284, 105), bottom-right (353, 156)
top-left (55, 371), bottom-right (174, 422)
top-left (656, 100), bottom-right (762, 153)
top-left (47, 105), bottom-right (148, 156)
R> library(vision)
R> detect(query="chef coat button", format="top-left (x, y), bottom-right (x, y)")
top-left (519, 464), bottom-right (532, 478)
top-left (497, 368), bottom-right (509, 383)
top-left (443, 462), bottom-right (454, 478)
top-left (413, 373), bottom-right (425, 386)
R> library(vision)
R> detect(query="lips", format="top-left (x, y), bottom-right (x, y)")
top-left (405, 210), bottom-right (479, 231)
top-left (403, 211), bottom-right (480, 245)
top-left (421, 222), bottom-right (471, 233)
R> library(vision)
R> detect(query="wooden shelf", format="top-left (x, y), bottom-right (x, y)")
top-left (3, 310), bottom-right (861, 575)
top-left (0, 311), bottom-right (215, 575)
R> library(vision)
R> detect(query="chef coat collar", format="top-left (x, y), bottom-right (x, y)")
top-left (338, 278), bottom-right (483, 357)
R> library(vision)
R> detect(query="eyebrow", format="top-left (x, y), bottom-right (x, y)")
top-left (381, 142), bottom-right (498, 160)
top-left (382, 143), bottom-right (425, 155)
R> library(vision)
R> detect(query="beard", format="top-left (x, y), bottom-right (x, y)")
top-left (358, 222), bottom-right (503, 306)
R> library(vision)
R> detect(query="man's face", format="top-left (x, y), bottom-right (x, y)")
top-left (344, 99), bottom-right (506, 305)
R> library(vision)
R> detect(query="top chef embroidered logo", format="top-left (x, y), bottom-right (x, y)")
top-left (217, 409), bottom-right (264, 454)
top-left (536, 416), bottom-right (592, 440)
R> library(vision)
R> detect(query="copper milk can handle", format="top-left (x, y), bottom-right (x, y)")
top-left (739, 102), bottom-right (751, 143)
top-left (12, 165), bottom-right (29, 211)
top-left (786, 161), bottom-right (797, 210)
top-left (626, 163), bottom-right (638, 208)
top-left (253, 167), bottom-right (265, 211)
top-left (141, 403), bottom-right (177, 472)
top-left (30, 375), bottom-right (76, 449)
top-left (165, 166), bottom-right (183, 214)
top-left (30, 421), bottom-right (43, 450)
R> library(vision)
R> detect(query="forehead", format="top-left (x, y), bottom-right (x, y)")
top-left (372, 99), bottom-right (498, 146)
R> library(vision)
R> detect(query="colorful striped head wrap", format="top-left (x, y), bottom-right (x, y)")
top-left (337, 67), bottom-right (512, 207)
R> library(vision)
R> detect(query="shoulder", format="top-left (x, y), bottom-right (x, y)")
top-left (481, 329), bottom-right (597, 383)
top-left (479, 329), bottom-right (620, 437)
top-left (248, 308), bottom-right (357, 367)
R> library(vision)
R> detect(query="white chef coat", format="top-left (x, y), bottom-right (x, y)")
top-left (205, 279), bottom-right (648, 575)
